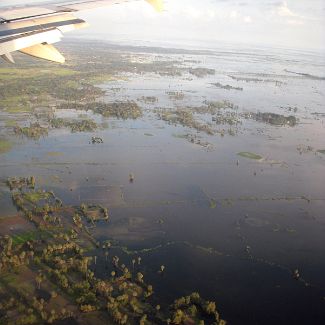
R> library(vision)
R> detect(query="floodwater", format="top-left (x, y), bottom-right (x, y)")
top-left (1, 43), bottom-right (325, 324)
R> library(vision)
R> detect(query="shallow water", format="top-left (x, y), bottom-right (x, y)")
top-left (1, 42), bottom-right (325, 324)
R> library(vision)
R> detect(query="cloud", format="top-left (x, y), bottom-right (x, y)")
top-left (244, 16), bottom-right (252, 23)
top-left (230, 10), bottom-right (239, 19)
top-left (277, 1), bottom-right (297, 17)
top-left (287, 19), bottom-right (305, 26)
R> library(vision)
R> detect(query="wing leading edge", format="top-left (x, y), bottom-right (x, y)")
top-left (0, 0), bottom-right (163, 63)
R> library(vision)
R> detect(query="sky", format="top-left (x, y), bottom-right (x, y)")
top-left (1, 0), bottom-right (325, 51)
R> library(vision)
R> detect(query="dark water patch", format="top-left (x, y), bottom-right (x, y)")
top-left (53, 317), bottom-right (79, 325)
top-left (135, 243), bottom-right (325, 325)
top-left (35, 288), bottom-right (51, 302)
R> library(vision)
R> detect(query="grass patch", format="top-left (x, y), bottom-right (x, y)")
top-left (12, 231), bottom-right (39, 246)
top-left (237, 152), bottom-right (263, 160)
top-left (87, 73), bottom-right (115, 85)
top-left (0, 139), bottom-right (12, 154)
top-left (317, 149), bottom-right (325, 154)
top-left (40, 67), bottom-right (77, 77)
top-left (0, 273), bottom-right (16, 285)
top-left (5, 106), bottom-right (32, 113)
top-left (209, 199), bottom-right (217, 209)
top-left (5, 120), bottom-right (18, 127)
top-left (23, 191), bottom-right (51, 203)
top-left (14, 123), bottom-right (48, 139)
top-left (172, 133), bottom-right (188, 139)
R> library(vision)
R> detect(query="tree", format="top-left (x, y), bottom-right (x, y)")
top-left (205, 301), bottom-right (216, 314)
top-left (35, 274), bottom-right (43, 290)
top-left (136, 272), bottom-right (144, 283)
top-left (140, 314), bottom-right (147, 325)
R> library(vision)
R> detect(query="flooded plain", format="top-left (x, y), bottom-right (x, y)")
top-left (0, 41), bottom-right (325, 324)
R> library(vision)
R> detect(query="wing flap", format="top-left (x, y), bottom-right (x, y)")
top-left (1, 53), bottom-right (15, 63)
top-left (20, 43), bottom-right (65, 63)
top-left (0, 14), bottom-right (86, 39)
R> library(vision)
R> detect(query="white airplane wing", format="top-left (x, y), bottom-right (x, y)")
top-left (0, 0), bottom-right (163, 63)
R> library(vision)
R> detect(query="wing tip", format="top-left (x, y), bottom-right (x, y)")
top-left (145, 0), bottom-right (164, 12)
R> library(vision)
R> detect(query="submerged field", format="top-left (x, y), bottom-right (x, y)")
top-left (0, 40), bottom-right (325, 324)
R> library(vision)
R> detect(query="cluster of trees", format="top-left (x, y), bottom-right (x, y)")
top-left (0, 235), bottom-right (31, 271)
top-left (9, 180), bottom-right (63, 230)
top-left (7, 176), bottom-right (35, 190)
top-left (50, 117), bottom-right (98, 133)
top-left (159, 109), bottom-right (214, 136)
top-left (79, 204), bottom-right (109, 224)
top-left (31, 296), bottom-right (73, 324)
top-left (14, 123), bottom-right (48, 140)
top-left (58, 100), bottom-right (143, 120)
top-left (2, 177), bottom-right (227, 325)
top-left (170, 292), bottom-right (226, 325)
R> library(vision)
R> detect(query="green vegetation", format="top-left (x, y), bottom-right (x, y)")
top-left (138, 96), bottom-right (158, 104)
top-left (7, 176), bottom-right (35, 191)
top-left (22, 191), bottom-right (51, 204)
top-left (50, 118), bottom-right (97, 132)
top-left (0, 139), bottom-right (12, 154)
top-left (211, 82), bottom-right (243, 91)
top-left (251, 112), bottom-right (297, 127)
top-left (5, 120), bottom-right (18, 127)
top-left (189, 68), bottom-right (215, 78)
top-left (14, 123), bottom-right (48, 139)
top-left (228, 75), bottom-right (264, 83)
top-left (237, 152), bottom-right (263, 160)
top-left (157, 99), bottom-right (240, 138)
top-left (159, 109), bottom-right (214, 135)
top-left (58, 101), bottom-right (142, 120)
top-left (0, 178), bottom-right (227, 325)
top-left (203, 100), bottom-right (238, 111)
top-left (209, 199), bottom-right (217, 209)
top-left (12, 230), bottom-right (40, 246)
top-left (317, 149), bottom-right (325, 154)
top-left (167, 91), bottom-right (185, 100)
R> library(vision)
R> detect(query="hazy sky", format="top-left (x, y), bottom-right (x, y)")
top-left (1, 0), bottom-right (325, 50)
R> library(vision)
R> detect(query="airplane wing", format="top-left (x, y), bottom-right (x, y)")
top-left (0, 0), bottom-right (163, 63)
